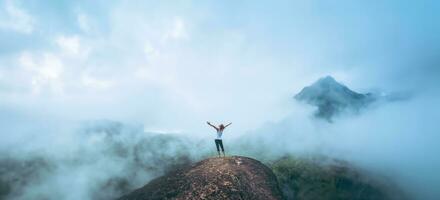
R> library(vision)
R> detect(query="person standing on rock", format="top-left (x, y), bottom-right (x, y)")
top-left (207, 121), bottom-right (231, 157)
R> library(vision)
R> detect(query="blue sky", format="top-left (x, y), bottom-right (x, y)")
top-left (0, 0), bottom-right (439, 134)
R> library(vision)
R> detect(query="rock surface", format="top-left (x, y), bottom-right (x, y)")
top-left (118, 156), bottom-right (284, 200)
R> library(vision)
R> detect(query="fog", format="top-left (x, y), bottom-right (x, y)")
top-left (1, 0), bottom-right (440, 199)
top-left (0, 118), bottom-right (209, 199)
top-left (232, 91), bottom-right (440, 199)
top-left (2, 86), bottom-right (439, 199)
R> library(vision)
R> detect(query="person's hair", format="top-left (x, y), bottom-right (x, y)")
top-left (219, 124), bottom-right (225, 129)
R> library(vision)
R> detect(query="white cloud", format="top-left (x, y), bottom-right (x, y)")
top-left (56, 35), bottom-right (81, 55)
top-left (143, 41), bottom-right (160, 60)
top-left (76, 11), bottom-right (99, 35)
top-left (1, 0), bottom-right (435, 136)
top-left (164, 17), bottom-right (188, 40)
top-left (0, 2), bottom-right (439, 199)
top-left (0, 0), bottom-right (35, 34)
top-left (81, 74), bottom-right (113, 90)
top-left (19, 52), bottom-right (64, 95)
top-left (19, 52), bottom-right (35, 69)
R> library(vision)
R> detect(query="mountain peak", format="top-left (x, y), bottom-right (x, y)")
top-left (311, 76), bottom-right (348, 91)
top-left (318, 75), bottom-right (337, 84)
top-left (118, 156), bottom-right (283, 200)
top-left (295, 76), bottom-right (374, 121)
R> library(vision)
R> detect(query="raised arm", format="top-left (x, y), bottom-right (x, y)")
top-left (207, 121), bottom-right (219, 131)
top-left (224, 122), bottom-right (232, 128)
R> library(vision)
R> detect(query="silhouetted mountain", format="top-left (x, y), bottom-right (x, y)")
top-left (118, 156), bottom-right (284, 200)
top-left (295, 76), bottom-right (375, 121)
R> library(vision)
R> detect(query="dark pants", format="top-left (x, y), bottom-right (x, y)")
top-left (215, 139), bottom-right (224, 152)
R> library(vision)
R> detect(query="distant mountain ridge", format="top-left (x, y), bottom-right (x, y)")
top-left (295, 76), bottom-right (375, 121)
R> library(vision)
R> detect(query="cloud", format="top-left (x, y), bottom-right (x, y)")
top-left (0, 1), bottom-right (438, 133)
top-left (165, 17), bottom-right (188, 40)
top-left (0, 2), bottom-right (439, 198)
top-left (56, 35), bottom-right (81, 55)
top-left (143, 41), bottom-right (160, 61)
top-left (81, 74), bottom-right (113, 90)
top-left (233, 91), bottom-right (440, 199)
top-left (0, 119), bottom-right (207, 200)
top-left (19, 52), bottom-right (64, 95)
top-left (0, 0), bottom-right (35, 34)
